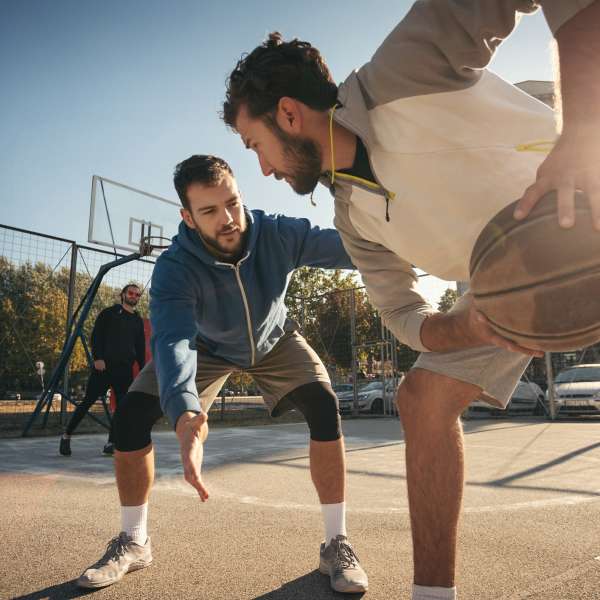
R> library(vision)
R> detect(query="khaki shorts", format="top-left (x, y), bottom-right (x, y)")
top-left (130, 330), bottom-right (331, 415)
top-left (413, 294), bottom-right (532, 408)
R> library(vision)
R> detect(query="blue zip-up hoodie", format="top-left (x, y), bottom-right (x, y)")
top-left (150, 209), bottom-right (354, 426)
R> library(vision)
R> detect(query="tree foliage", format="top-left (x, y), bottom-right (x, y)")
top-left (285, 267), bottom-right (381, 377)
top-left (438, 288), bottom-right (459, 313)
top-left (0, 257), bottom-right (147, 394)
top-left (0, 256), bottom-right (423, 396)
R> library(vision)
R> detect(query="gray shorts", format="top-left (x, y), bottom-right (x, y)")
top-left (129, 330), bottom-right (331, 415)
top-left (413, 294), bottom-right (532, 408)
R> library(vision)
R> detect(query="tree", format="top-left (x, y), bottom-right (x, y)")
top-left (285, 267), bottom-right (381, 375)
top-left (0, 257), bottom-right (147, 394)
top-left (438, 288), bottom-right (459, 313)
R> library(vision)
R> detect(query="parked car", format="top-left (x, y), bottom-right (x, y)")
top-left (338, 380), bottom-right (398, 415)
top-left (508, 380), bottom-right (545, 414)
top-left (218, 388), bottom-right (235, 397)
top-left (333, 383), bottom-right (354, 396)
top-left (334, 385), bottom-right (356, 408)
top-left (549, 364), bottom-right (600, 415)
top-left (469, 379), bottom-right (544, 415)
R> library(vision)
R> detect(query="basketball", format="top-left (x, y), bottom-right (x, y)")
top-left (470, 190), bottom-right (600, 351)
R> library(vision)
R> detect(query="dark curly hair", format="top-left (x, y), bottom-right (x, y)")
top-left (223, 32), bottom-right (338, 127)
top-left (173, 155), bottom-right (233, 210)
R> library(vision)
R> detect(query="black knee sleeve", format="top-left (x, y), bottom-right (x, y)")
top-left (283, 382), bottom-right (341, 442)
top-left (113, 391), bottom-right (163, 452)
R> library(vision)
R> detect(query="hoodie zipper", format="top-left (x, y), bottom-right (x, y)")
top-left (215, 252), bottom-right (256, 366)
top-left (328, 111), bottom-right (396, 222)
top-left (331, 171), bottom-right (395, 222)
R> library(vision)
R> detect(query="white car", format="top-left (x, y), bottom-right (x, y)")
top-left (469, 379), bottom-right (544, 415)
top-left (338, 380), bottom-right (398, 415)
top-left (549, 364), bottom-right (600, 415)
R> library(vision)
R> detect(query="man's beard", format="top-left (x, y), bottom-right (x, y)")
top-left (266, 117), bottom-right (323, 195)
top-left (193, 218), bottom-right (248, 263)
top-left (123, 297), bottom-right (138, 308)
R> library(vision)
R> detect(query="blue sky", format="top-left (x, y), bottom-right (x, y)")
top-left (0, 1), bottom-right (554, 303)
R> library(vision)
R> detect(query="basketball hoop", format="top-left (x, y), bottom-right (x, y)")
top-left (139, 235), bottom-right (172, 257)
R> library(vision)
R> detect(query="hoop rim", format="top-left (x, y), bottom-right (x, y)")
top-left (139, 235), bottom-right (171, 256)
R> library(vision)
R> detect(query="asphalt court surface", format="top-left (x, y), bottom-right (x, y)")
top-left (2, 418), bottom-right (600, 599)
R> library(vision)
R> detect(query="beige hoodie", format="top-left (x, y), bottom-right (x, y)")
top-left (323, 0), bottom-right (593, 352)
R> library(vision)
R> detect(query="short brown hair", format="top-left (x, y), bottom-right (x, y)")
top-left (223, 32), bottom-right (338, 127)
top-left (173, 155), bottom-right (233, 210)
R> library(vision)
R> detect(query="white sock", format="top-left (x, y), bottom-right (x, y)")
top-left (121, 503), bottom-right (148, 545)
top-left (412, 584), bottom-right (457, 600)
top-left (321, 502), bottom-right (347, 546)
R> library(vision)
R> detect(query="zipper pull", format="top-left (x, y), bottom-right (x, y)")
top-left (385, 197), bottom-right (390, 222)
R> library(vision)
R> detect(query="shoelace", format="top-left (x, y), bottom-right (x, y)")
top-left (333, 541), bottom-right (360, 572)
top-left (96, 535), bottom-right (129, 566)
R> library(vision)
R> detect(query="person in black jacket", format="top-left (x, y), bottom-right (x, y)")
top-left (59, 283), bottom-right (146, 456)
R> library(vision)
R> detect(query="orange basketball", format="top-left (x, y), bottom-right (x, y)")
top-left (470, 191), bottom-right (600, 351)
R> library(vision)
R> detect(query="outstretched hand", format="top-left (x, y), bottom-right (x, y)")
top-left (175, 411), bottom-right (210, 502)
top-left (514, 132), bottom-right (600, 229)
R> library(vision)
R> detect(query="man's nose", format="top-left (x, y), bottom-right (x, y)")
top-left (221, 207), bottom-right (234, 224)
top-left (258, 153), bottom-right (274, 177)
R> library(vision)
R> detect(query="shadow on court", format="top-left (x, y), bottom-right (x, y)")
top-left (11, 581), bottom-right (95, 600)
top-left (251, 570), bottom-right (366, 600)
top-left (3, 418), bottom-right (600, 599)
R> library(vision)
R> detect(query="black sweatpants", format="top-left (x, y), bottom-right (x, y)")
top-left (65, 362), bottom-right (134, 441)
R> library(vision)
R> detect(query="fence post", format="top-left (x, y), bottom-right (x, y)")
top-left (380, 320), bottom-right (386, 414)
top-left (61, 242), bottom-right (78, 424)
top-left (545, 352), bottom-right (556, 420)
top-left (350, 290), bottom-right (359, 417)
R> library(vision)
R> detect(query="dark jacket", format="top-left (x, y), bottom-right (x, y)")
top-left (91, 304), bottom-right (146, 368)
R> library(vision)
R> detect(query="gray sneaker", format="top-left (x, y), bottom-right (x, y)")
top-left (319, 535), bottom-right (368, 593)
top-left (76, 532), bottom-right (152, 589)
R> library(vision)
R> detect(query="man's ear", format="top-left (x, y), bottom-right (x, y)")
top-left (276, 96), bottom-right (303, 134)
top-left (181, 207), bottom-right (195, 230)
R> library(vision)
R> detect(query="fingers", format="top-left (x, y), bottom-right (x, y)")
top-left (184, 466), bottom-right (210, 502)
top-left (475, 312), bottom-right (544, 357)
top-left (556, 181), bottom-right (576, 228)
top-left (585, 172), bottom-right (600, 231)
top-left (514, 180), bottom-right (550, 220)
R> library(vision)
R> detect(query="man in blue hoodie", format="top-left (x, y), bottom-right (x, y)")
top-left (75, 155), bottom-right (369, 594)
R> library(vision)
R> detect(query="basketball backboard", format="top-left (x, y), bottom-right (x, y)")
top-left (88, 175), bottom-right (181, 256)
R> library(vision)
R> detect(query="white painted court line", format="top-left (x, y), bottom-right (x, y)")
top-left (498, 556), bottom-right (600, 599)
top-left (149, 480), bottom-right (600, 516)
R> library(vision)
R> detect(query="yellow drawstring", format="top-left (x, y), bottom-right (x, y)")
top-left (329, 105), bottom-right (337, 186)
top-left (515, 140), bottom-right (555, 153)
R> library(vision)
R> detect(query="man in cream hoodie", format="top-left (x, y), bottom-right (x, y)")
top-left (222, 2), bottom-right (600, 598)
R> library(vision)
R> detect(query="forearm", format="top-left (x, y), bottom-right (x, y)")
top-left (175, 410), bottom-right (202, 436)
top-left (554, 1), bottom-right (600, 132)
top-left (136, 342), bottom-right (146, 368)
top-left (91, 337), bottom-right (104, 360)
top-left (91, 313), bottom-right (107, 359)
top-left (420, 312), bottom-right (480, 353)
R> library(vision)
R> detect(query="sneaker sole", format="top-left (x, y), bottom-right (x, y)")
top-left (76, 559), bottom-right (152, 589)
top-left (318, 560), bottom-right (368, 593)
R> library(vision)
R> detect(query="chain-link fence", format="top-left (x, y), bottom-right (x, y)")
top-left (2, 222), bottom-right (600, 437)
top-left (286, 287), bottom-right (418, 417)
top-left (0, 224), bottom-right (155, 434)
